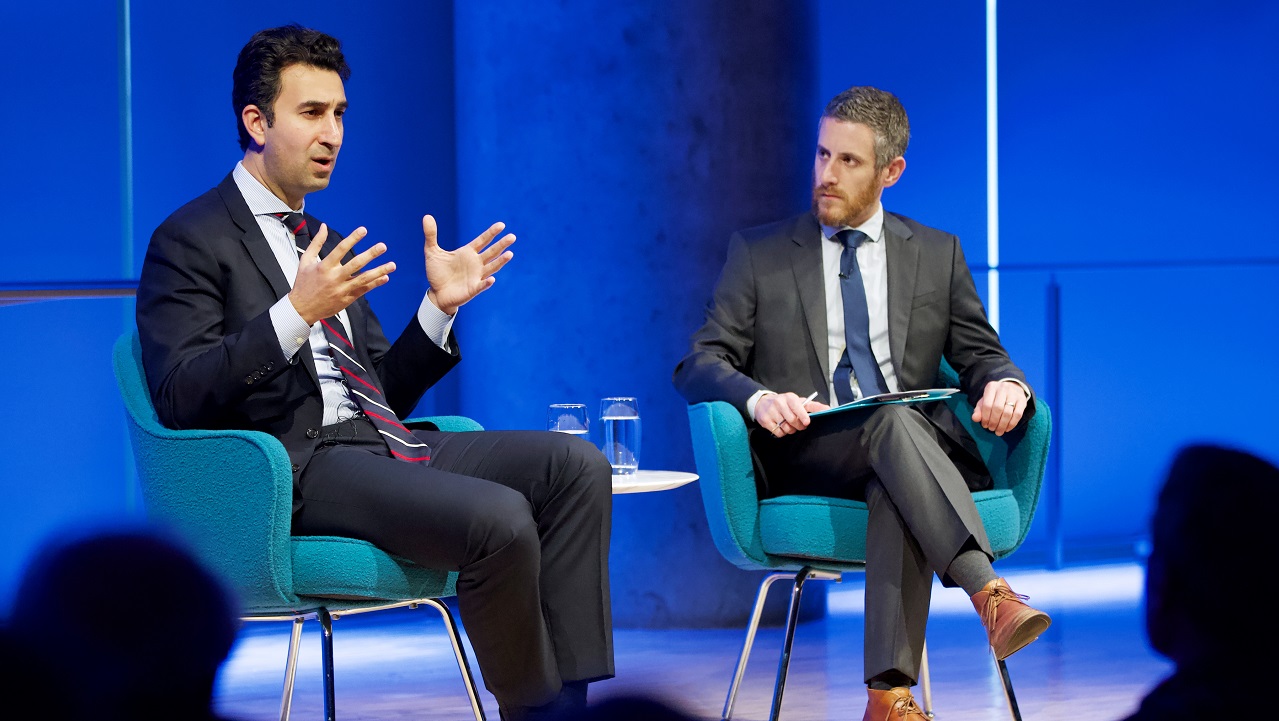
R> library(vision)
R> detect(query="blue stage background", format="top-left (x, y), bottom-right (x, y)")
top-left (2, 0), bottom-right (1276, 620)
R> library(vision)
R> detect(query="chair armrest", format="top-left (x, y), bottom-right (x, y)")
top-left (939, 361), bottom-right (1051, 557)
top-left (687, 402), bottom-right (772, 569)
top-left (406, 415), bottom-right (484, 432)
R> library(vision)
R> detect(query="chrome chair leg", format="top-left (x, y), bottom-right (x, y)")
top-left (278, 616), bottom-right (305, 721)
top-left (722, 572), bottom-right (792, 721)
top-left (767, 567), bottom-right (814, 721)
top-left (423, 598), bottom-right (487, 721)
top-left (919, 641), bottom-right (935, 719)
top-left (318, 608), bottom-right (336, 721)
top-left (995, 657), bottom-right (1023, 721)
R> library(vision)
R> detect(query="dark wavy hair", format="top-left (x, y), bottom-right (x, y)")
top-left (232, 24), bottom-right (351, 151)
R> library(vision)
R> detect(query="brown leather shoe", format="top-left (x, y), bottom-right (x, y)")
top-left (971, 577), bottom-right (1052, 659)
top-left (863, 687), bottom-right (928, 721)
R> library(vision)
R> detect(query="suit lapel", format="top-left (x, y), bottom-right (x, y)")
top-left (217, 175), bottom-right (292, 302)
top-left (788, 214), bottom-right (831, 385)
top-left (884, 213), bottom-right (918, 380)
top-left (216, 174), bottom-right (322, 388)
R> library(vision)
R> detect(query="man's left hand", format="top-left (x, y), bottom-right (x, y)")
top-left (422, 215), bottom-right (516, 315)
top-left (972, 380), bottom-right (1027, 437)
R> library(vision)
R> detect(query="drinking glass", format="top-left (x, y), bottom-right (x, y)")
top-left (547, 404), bottom-right (589, 441)
top-left (599, 397), bottom-right (641, 475)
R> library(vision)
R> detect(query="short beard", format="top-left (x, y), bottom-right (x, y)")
top-left (811, 184), bottom-right (880, 228)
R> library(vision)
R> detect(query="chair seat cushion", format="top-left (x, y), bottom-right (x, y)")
top-left (759, 489), bottom-right (1021, 563)
top-left (290, 536), bottom-right (457, 604)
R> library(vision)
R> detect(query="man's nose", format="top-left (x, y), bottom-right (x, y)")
top-left (818, 160), bottom-right (836, 186)
top-left (319, 115), bottom-right (342, 146)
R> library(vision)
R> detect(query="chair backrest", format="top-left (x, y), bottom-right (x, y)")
top-left (687, 365), bottom-right (1051, 568)
top-left (112, 331), bottom-right (302, 610)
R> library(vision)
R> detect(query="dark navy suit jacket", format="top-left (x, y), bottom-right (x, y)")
top-left (136, 173), bottom-right (459, 507)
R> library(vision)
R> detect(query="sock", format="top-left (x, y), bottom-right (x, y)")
top-left (867, 670), bottom-right (914, 690)
top-left (946, 547), bottom-right (998, 597)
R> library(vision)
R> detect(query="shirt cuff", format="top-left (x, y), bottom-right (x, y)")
top-left (271, 296), bottom-right (312, 360)
top-left (746, 390), bottom-right (775, 423)
top-left (997, 377), bottom-right (1032, 399)
top-left (417, 294), bottom-right (456, 351)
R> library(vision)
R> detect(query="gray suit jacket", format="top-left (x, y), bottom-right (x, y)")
top-left (673, 211), bottom-right (1033, 485)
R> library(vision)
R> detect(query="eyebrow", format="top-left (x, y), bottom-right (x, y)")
top-left (297, 99), bottom-right (348, 112)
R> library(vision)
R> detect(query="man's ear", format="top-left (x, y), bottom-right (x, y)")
top-left (241, 104), bottom-right (268, 149)
top-left (880, 156), bottom-right (906, 189)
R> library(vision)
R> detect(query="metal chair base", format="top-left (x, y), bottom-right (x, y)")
top-left (995, 656), bottom-right (1023, 721)
top-left (719, 566), bottom-right (939, 721)
top-left (244, 598), bottom-right (486, 721)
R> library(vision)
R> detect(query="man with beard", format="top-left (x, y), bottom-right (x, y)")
top-left (673, 86), bottom-right (1050, 721)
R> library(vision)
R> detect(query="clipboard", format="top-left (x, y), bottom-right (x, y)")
top-left (808, 388), bottom-right (960, 418)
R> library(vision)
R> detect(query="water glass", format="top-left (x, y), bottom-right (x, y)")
top-left (547, 404), bottom-right (589, 440)
top-left (599, 397), bottom-right (641, 475)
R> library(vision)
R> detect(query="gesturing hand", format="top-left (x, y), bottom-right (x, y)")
top-left (971, 380), bottom-right (1028, 436)
top-left (288, 224), bottom-right (395, 326)
top-left (422, 215), bottom-right (515, 315)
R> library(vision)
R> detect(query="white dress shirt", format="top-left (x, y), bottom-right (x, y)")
top-left (232, 162), bottom-right (454, 426)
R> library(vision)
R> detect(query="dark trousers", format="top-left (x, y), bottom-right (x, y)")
top-left (752, 403), bottom-right (991, 684)
top-left (291, 416), bottom-right (615, 708)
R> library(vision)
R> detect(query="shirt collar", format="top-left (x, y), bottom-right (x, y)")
top-left (821, 203), bottom-right (884, 243)
top-left (232, 161), bottom-right (305, 217)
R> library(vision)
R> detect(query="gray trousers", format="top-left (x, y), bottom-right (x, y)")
top-left (752, 403), bottom-right (992, 683)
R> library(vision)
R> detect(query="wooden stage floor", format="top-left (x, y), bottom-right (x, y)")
top-left (214, 562), bottom-right (1169, 720)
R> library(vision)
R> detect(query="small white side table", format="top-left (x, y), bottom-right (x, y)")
top-left (611, 469), bottom-right (698, 494)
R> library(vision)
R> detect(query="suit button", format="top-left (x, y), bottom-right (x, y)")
top-left (306, 428), bottom-right (319, 439)
top-left (291, 463), bottom-right (300, 473)
top-left (245, 377), bottom-right (254, 385)
top-left (266, 362), bottom-right (275, 370)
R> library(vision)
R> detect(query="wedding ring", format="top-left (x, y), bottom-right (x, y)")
top-left (1005, 402), bottom-right (1016, 407)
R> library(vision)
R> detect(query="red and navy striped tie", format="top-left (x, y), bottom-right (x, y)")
top-left (273, 212), bottom-right (431, 464)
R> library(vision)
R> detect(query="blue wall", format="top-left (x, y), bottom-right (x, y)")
top-left (2, 0), bottom-right (1277, 609)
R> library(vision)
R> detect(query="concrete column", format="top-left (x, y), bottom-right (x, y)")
top-left (453, 1), bottom-right (820, 627)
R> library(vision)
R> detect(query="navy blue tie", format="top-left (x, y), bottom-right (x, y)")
top-left (832, 229), bottom-right (887, 404)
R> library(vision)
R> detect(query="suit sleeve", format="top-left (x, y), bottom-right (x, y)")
top-left (136, 220), bottom-right (294, 430)
top-left (672, 232), bottom-right (769, 416)
top-left (941, 238), bottom-right (1036, 418)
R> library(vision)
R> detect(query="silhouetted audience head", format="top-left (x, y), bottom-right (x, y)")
top-left (1145, 444), bottom-right (1279, 665)
top-left (7, 526), bottom-right (239, 721)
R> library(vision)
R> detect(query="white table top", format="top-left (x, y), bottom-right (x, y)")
top-left (611, 469), bottom-right (698, 494)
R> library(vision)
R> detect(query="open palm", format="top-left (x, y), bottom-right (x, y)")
top-left (422, 215), bottom-right (515, 315)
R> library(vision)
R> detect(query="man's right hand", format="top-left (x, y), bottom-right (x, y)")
top-left (754, 392), bottom-right (829, 438)
top-left (288, 224), bottom-right (397, 325)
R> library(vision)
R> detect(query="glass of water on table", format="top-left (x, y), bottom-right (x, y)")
top-left (599, 397), bottom-right (641, 475)
top-left (547, 404), bottom-right (590, 440)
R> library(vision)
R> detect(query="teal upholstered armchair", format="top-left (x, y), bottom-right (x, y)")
top-left (686, 361), bottom-right (1050, 721)
top-left (113, 331), bottom-right (487, 721)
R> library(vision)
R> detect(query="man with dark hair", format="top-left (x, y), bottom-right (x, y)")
top-left (136, 25), bottom-right (613, 721)
top-left (1120, 444), bottom-right (1279, 720)
top-left (674, 86), bottom-right (1049, 720)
